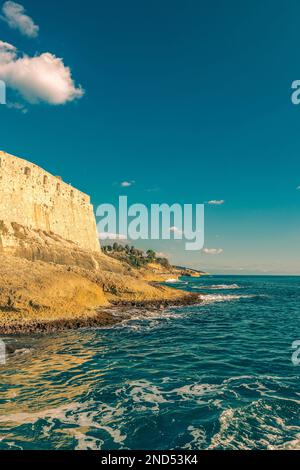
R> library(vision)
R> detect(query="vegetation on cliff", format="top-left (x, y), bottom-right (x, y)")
top-left (102, 243), bottom-right (170, 268)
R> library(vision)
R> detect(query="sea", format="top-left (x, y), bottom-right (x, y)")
top-left (0, 275), bottom-right (300, 450)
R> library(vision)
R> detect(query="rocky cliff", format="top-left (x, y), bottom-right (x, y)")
top-left (0, 151), bottom-right (100, 252)
top-left (0, 151), bottom-right (199, 333)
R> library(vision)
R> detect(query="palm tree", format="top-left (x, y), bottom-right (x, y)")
top-left (146, 249), bottom-right (156, 262)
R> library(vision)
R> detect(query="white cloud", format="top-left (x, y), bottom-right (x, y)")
top-left (121, 181), bottom-right (135, 187)
top-left (208, 200), bottom-right (225, 205)
top-left (202, 248), bottom-right (223, 255)
top-left (169, 226), bottom-right (183, 235)
top-left (1, 1), bottom-right (39, 38)
top-left (297, 186), bottom-right (300, 190)
top-left (0, 41), bottom-right (84, 105)
top-left (98, 232), bottom-right (127, 240)
top-left (0, 40), bottom-right (15, 61)
top-left (156, 251), bottom-right (169, 258)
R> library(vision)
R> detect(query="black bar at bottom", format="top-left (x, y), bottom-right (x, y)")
top-left (0, 450), bottom-right (299, 465)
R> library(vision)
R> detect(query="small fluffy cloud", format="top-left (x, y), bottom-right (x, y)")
top-left (208, 200), bottom-right (225, 205)
top-left (1, 1), bottom-right (39, 38)
top-left (121, 181), bottom-right (135, 187)
top-left (169, 226), bottom-right (183, 235)
top-left (0, 41), bottom-right (84, 105)
top-left (297, 186), bottom-right (300, 190)
top-left (202, 248), bottom-right (223, 255)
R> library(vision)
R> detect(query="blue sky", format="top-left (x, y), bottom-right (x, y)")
top-left (0, 0), bottom-right (300, 274)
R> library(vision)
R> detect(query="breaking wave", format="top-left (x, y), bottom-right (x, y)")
top-left (197, 293), bottom-right (256, 304)
top-left (206, 284), bottom-right (241, 290)
top-left (191, 283), bottom-right (242, 291)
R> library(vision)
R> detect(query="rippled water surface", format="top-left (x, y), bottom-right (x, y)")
top-left (1, 276), bottom-right (300, 450)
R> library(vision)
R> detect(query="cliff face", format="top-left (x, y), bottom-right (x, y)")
top-left (0, 151), bottom-right (100, 252)
top-left (0, 221), bottom-right (101, 270)
top-left (0, 151), bottom-right (199, 333)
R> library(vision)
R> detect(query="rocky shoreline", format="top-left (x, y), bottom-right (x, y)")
top-left (0, 237), bottom-right (204, 335)
top-left (0, 293), bottom-right (200, 335)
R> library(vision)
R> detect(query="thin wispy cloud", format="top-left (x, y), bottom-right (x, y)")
top-left (145, 187), bottom-right (160, 193)
top-left (156, 251), bottom-right (169, 258)
top-left (202, 248), bottom-right (223, 255)
top-left (98, 232), bottom-right (127, 240)
top-left (208, 200), bottom-right (225, 205)
top-left (6, 100), bottom-right (27, 113)
top-left (1, 1), bottom-right (39, 38)
top-left (0, 41), bottom-right (84, 105)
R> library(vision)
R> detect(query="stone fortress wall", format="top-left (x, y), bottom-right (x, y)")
top-left (0, 151), bottom-right (100, 252)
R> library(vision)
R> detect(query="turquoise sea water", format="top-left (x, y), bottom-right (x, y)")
top-left (0, 275), bottom-right (300, 450)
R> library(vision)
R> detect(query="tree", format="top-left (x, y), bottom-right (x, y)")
top-left (103, 245), bottom-right (112, 252)
top-left (130, 246), bottom-right (138, 255)
top-left (146, 249), bottom-right (156, 262)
